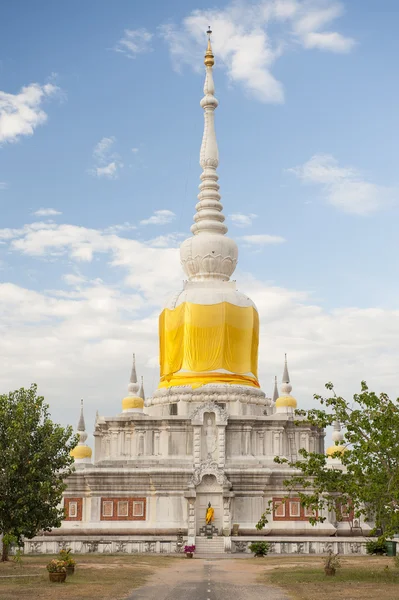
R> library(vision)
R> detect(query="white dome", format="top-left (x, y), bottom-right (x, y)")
top-left (164, 280), bottom-right (256, 310)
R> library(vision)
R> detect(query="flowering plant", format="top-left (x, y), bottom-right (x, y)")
top-left (46, 559), bottom-right (67, 573)
top-left (58, 548), bottom-right (76, 566)
top-left (184, 545), bottom-right (195, 553)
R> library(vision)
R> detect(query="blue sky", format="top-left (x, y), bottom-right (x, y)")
top-left (1, 0), bottom-right (399, 433)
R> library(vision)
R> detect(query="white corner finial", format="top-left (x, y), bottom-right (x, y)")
top-left (281, 354), bottom-right (292, 395)
top-left (139, 375), bottom-right (145, 401)
top-left (77, 399), bottom-right (88, 444)
top-left (128, 352), bottom-right (140, 396)
top-left (272, 375), bottom-right (279, 403)
top-left (332, 420), bottom-right (344, 443)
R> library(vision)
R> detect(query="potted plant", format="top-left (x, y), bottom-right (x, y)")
top-left (184, 544), bottom-right (195, 558)
top-left (58, 548), bottom-right (76, 574)
top-left (248, 541), bottom-right (270, 557)
top-left (46, 559), bottom-right (67, 582)
top-left (324, 551), bottom-right (341, 576)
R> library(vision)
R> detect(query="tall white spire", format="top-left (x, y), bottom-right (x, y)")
top-left (180, 28), bottom-right (238, 282)
top-left (192, 27), bottom-right (226, 238)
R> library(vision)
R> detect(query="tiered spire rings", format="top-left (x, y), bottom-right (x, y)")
top-left (180, 28), bottom-right (238, 282)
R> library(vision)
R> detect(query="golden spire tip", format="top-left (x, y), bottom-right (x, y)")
top-left (204, 26), bottom-right (214, 67)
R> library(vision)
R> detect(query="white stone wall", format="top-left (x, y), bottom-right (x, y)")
top-left (22, 535), bottom-right (371, 555)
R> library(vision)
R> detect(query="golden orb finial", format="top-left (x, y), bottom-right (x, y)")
top-left (204, 26), bottom-right (214, 67)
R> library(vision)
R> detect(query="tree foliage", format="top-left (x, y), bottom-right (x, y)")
top-left (0, 384), bottom-right (77, 560)
top-left (256, 382), bottom-right (399, 538)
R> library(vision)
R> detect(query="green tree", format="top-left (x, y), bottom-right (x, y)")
top-left (256, 382), bottom-right (399, 538)
top-left (0, 384), bottom-right (77, 561)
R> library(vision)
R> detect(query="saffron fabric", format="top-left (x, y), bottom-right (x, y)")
top-left (159, 301), bottom-right (259, 388)
top-left (158, 372), bottom-right (260, 389)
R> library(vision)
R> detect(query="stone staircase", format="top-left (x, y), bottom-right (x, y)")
top-left (195, 536), bottom-right (226, 555)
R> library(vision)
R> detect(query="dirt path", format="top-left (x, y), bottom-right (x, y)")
top-left (128, 557), bottom-right (290, 600)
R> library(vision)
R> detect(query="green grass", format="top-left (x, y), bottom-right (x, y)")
top-left (262, 556), bottom-right (399, 600)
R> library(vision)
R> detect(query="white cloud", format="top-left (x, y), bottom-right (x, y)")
top-left (131, 147), bottom-right (139, 153)
top-left (104, 222), bottom-right (137, 234)
top-left (146, 233), bottom-right (185, 248)
top-left (2, 218), bottom-right (399, 437)
top-left (302, 31), bottom-right (354, 52)
top-left (114, 28), bottom-right (153, 59)
top-left (140, 209), bottom-right (176, 226)
top-left (0, 81), bottom-right (59, 144)
top-left (292, 2), bottom-right (355, 52)
top-left (63, 273), bottom-right (87, 286)
top-left (0, 221), bottom-right (182, 303)
top-left (33, 208), bottom-right (62, 217)
top-left (289, 154), bottom-right (396, 214)
top-left (94, 162), bottom-right (119, 179)
top-left (0, 182), bottom-right (8, 190)
top-left (229, 212), bottom-right (257, 227)
top-left (89, 137), bottom-right (123, 179)
top-left (2, 219), bottom-right (399, 433)
top-left (240, 234), bottom-right (286, 247)
top-left (160, 0), bottom-right (355, 103)
top-left (93, 136), bottom-right (115, 162)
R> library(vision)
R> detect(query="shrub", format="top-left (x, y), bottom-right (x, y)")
top-left (366, 538), bottom-right (387, 555)
top-left (324, 551), bottom-right (341, 570)
top-left (249, 541), bottom-right (270, 557)
top-left (183, 545), bottom-right (195, 554)
top-left (58, 548), bottom-right (76, 566)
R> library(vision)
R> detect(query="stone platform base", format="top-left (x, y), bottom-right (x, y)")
top-left (231, 536), bottom-right (369, 555)
top-left (22, 535), bottom-right (187, 555)
top-left (20, 535), bottom-right (371, 556)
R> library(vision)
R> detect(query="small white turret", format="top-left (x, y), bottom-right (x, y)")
top-left (275, 354), bottom-right (298, 414)
top-left (70, 399), bottom-right (92, 463)
top-left (327, 420), bottom-right (346, 459)
top-left (122, 354), bottom-right (144, 413)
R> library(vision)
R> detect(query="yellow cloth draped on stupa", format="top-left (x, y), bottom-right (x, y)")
top-left (158, 301), bottom-right (259, 389)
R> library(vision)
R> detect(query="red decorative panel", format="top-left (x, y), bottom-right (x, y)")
top-left (335, 501), bottom-right (354, 522)
top-left (64, 497), bottom-right (83, 521)
top-left (100, 497), bottom-right (146, 521)
top-left (272, 497), bottom-right (318, 521)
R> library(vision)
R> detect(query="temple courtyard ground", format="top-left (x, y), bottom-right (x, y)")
top-left (1, 554), bottom-right (399, 600)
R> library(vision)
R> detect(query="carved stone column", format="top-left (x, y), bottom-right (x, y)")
top-left (137, 430), bottom-right (145, 456)
top-left (222, 494), bottom-right (232, 535)
top-left (243, 425), bottom-right (252, 455)
top-left (184, 489), bottom-right (197, 544)
top-left (124, 431), bottom-right (131, 457)
top-left (273, 429), bottom-right (281, 455)
top-left (217, 425), bottom-right (226, 469)
top-left (154, 430), bottom-right (160, 456)
top-left (193, 425), bottom-right (201, 466)
top-left (258, 431), bottom-right (265, 456)
top-left (110, 428), bottom-right (119, 457)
